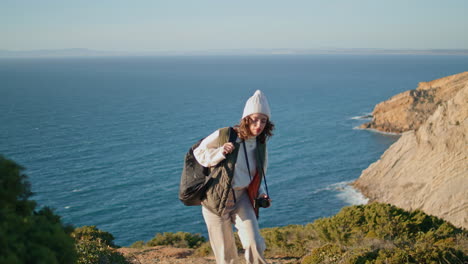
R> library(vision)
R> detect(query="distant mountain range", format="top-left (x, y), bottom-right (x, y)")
top-left (1, 48), bottom-right (468, 58)
top-left (0, 48), bottom-right (128, 58)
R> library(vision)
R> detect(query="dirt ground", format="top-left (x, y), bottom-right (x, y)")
top-left (117, 246), bottom-right (301, 264)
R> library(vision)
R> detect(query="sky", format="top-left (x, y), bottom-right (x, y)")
top-left (2, 0), bottom-right (468, 52)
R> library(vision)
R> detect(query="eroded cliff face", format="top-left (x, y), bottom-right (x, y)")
top-left (354, 80), bottom-right (468, 229)
top-left (360, 72), bottom-right (468, 133)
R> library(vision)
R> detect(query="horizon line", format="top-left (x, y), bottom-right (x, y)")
top-left (1, 47), bottom-right (468, 58)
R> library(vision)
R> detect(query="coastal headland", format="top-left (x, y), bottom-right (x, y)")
top-left (355, 71), bottom-right (468, 229)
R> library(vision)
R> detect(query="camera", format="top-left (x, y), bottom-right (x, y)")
top-left (255, 196), bottom-right (271, 208)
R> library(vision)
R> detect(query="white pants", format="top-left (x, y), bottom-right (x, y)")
top-left (202, 190), bottom-right (268, 264)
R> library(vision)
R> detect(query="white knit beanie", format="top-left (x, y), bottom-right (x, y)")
top-left (242, 90), bottom-right (271, 119)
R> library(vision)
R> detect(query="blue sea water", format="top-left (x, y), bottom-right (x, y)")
top-left (1, 55), bottom-right (467, 246)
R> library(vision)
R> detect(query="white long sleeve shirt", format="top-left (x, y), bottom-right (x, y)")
top-left (193, 129), bottom-right (267, 195)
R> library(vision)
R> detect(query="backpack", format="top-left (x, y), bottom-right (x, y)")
top-left (179, 127), bottom-right (237, 206)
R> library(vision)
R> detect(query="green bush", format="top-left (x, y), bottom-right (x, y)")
top-left (74, 238), bottom-right (129, 264)
top-left (302, 202), bottom-right (467, 263)
top-left (72, 225), bottom-right (117, 247)
top-left (302, 244), bottom-right (344, 264)
top-left (0, 156), bottom-right (77, 264)
top-left (129, 240), bottom-right (145, 249)
top-left (312, 203), bottom-right (462, 245)
top-left (257, 202), bottom-right (467, 263)
top-left (145, 231), bottom-right (206, 248)
top-left (261, 224), bottom-right (318, 257)
top-left (72, 226), bottom-right (130, 264)
top-left (193, 241), bottom-right (213, 257)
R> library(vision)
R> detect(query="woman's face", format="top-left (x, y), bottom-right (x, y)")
top-left (248, 113), bottom-right (268, 137)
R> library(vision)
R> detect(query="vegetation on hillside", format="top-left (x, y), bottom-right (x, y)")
top-left (281, 203), bottom-right (467, 263)
top-left (131, 203), bottom-right (467, 263)
top-left (1, 155), bottom-right (466, 263)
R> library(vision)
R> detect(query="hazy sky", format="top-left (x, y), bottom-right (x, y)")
top-left (2, 0), bottom-right (468, 51)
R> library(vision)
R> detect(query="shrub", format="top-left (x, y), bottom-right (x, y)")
top-left (129, 240), bottom-right (145, 249)
top-left (72, 226), bottom-right (130, 264)
top-left (301, 244), bottom-right (344, 264)
top-left (261, 224), bottom-right (318, 257)
top-left (146, 231), bottom-right (206, 248)
top-left (193, 241), bottom-right (213, 257)
top-left (0, 156), bottom-right (77, 264)
top-left (74, 239), bottom-right (129, 264)
top-left (304, 202), bottom-right (467, 263)
top-left (257, 203), bottom-right (466, 263)
top-left (72, 225), bottom-right (117, 247)
top-left (312, 202), bottom-right (461, 246)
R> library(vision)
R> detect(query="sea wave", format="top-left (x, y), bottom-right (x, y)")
top-left (333, 181), bottom-right (369, 205)
top-left (313, 181), bottom-right (369, 206)
top-left (350, 113), bottom-right (373, 120)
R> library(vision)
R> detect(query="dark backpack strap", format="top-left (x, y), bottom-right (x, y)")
top-left (228, 127), bottom-right (237, 143)
top-left (218, 127), bottom-right (229, 146)
top-left (218, 127), bottom-right (237, 146)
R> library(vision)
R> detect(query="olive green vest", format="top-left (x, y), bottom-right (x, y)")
top-left (202, 127), bottom-right (266, 216)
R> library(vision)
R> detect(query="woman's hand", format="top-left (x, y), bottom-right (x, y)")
top-left (223, 142), bottom-right (235, 155)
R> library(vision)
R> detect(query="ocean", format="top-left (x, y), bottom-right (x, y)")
top-left (1, 54), bottom-right (467, 246)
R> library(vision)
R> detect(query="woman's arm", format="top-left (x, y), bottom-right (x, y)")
top-left (193, 129), bottom-right (226, 167)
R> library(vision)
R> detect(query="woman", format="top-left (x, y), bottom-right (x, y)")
top-left (194, 90), bottom-right (275, 264)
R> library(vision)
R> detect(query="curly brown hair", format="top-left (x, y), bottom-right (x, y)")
top-left (234, 117), bottom-right (275, 143)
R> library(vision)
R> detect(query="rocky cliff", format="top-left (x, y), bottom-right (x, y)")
top-left (354, 73), bottom-right (468, 229)
top-left (360, 72), bottom-right (468, 133)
